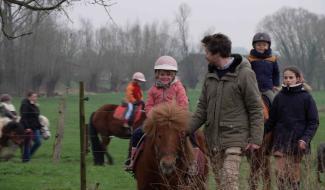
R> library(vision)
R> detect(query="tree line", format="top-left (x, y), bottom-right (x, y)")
top-left (0, 4), bottom-right (324, 96)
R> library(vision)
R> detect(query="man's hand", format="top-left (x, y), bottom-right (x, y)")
top-left (245, 143), bottom-right (260, 152)
top-left (298, 140), bottom-right (307, 150)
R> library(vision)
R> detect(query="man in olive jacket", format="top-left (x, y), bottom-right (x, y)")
top-left (189, 33), bottom-right (264, 190)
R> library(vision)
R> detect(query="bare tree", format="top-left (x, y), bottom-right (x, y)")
top-left (175, 3), bottom-right (203, 88)
top-left (75, 19), bottom-right (102, 92)
top-left (0, 0), bottom-right (115, 38)
top-left (257, 7), bottom-right (325, 89)
top-left (0, 11), bottom-right (204, 95)
top-left (175, 3), bottom-right (191, 58)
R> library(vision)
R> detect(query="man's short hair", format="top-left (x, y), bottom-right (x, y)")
top-left (201, 33), bottom-right (231, 58)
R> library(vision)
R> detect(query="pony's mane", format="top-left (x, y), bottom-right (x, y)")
top-left (144, 102), bottom-right (190, 136)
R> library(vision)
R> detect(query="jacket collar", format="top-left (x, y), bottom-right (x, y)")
top-left (250, 48), bottom-right (272, 59)
top-left (281, 83), bottom-right (305, 93)
top-left (206, 54), bottom-right (249, 80)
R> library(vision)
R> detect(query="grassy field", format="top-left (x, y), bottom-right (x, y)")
top-left (0, 90), bottom-right (325, 190)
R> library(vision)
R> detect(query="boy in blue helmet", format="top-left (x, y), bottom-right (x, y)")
top-left (248, 32), bottom-right (280, 104)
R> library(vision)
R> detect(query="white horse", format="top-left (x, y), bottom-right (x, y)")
top-left (14, 115), bottom-right (51, 140)
top-left (0, 115), bottom-right (50, 161)
top-left (39, 115), bottom-right (51, 140)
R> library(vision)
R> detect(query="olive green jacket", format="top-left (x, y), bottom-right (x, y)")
top-left (190, 54), bottom-right (264, 151)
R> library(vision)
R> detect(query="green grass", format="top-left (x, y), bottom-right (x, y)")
top-left (1, 90), bottom-right (325, 189)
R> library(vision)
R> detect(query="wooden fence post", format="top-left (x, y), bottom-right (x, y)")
top-left (52, 93), bottom-right (66, 163)
top-left (79, 82), bottom-right (87, 190)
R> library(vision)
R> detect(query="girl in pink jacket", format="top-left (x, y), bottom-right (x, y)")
top-left (145, 55), bottom-right (189, 115)
top-left (125, 55), bottom-right (189, 171)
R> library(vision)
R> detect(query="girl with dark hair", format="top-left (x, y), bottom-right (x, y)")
top-left (267, 66), bottom-right (319, 190)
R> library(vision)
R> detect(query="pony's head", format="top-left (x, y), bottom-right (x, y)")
top-left (144, 102), bottom-right (190, 175)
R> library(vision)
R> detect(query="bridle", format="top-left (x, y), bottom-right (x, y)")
top-left (153, 120), bottom-right (187, 168)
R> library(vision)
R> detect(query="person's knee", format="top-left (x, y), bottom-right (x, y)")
top-left (223, 148), bottom-right (242, 176)
top-left (131, 128), bottom-right (144, 147)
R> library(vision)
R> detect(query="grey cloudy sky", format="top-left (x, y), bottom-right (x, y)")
top-left (68, 0), bottom-right (325, 50)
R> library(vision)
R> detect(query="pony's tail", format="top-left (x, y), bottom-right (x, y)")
top-left (88, 112), bottom-right (105, 165)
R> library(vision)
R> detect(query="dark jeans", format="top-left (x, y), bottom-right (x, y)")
top-left (22, 129), bottom-right (42, 162)
top-left (131, 127), bottom-right (144, 147)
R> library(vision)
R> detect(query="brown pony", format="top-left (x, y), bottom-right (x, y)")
top-left (247, 94), bottom-right (273, 190)
top-left (88, 103), bottom-right (146, 165)
top-left (134, 102), bottom-right (208, 190)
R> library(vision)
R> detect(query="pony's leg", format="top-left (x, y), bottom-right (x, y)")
top-left (101, 136), bottom-right (114, 165)
top-left (263, 155), bottom-right (271, 190)
top-left (248, 151), bottom-right (260, 190)
top-left (85, 124), bottom-right (90, 154)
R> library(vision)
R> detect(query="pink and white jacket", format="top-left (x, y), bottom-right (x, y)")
top-left (145, 80), bottom-right (189, 115)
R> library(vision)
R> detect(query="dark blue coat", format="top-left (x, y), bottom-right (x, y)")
top-left (248, 49), bottom-right (280, 92)
top-left (267, 84), bottom-right (319, 155)
top-left (19, 99), bottom-right (42, 130)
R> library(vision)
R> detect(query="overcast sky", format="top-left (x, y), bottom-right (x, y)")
top-left (67, 0), bottom-right (325, 50)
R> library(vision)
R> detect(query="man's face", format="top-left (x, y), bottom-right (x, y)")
top-left (204, 47), bottom-right (221, 66)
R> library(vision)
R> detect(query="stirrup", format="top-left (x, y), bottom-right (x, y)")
top-left (188, 161), bottom-right (198, 175)
top-left (124, 163), bottom-right (134, 172)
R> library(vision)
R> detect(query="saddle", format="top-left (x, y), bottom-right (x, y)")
top-left (113, 104), bottom-right (143, 125)
top-left (113, 105), bottom-right (127, 120)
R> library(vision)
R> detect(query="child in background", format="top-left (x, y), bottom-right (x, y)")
top-left (123, 72), bottom-right (146, 128)
top-left (125, 55), bottom-right (189, 171)
top-left (267, 66), bottom-right (319, 189)
top-left (248, 32), bottom-right (280, 103)
top-left (0, 94), bottom-right (18, 121)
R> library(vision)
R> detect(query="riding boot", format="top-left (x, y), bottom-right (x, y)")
top-left (125, 147), bottom-right (137, 171)
top-left (188, 147), bottom-right (199, 175)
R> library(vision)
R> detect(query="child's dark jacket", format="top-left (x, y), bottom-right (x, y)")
top-left (248, 49), bottom-right (280, 92)
top-left (267, 84), bottom-right (319, 154)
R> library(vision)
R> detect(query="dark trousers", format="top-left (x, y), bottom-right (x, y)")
top-left (131, 127), bottom-right (144, 147)
top-left (22, 129), bottom-right (41, 162)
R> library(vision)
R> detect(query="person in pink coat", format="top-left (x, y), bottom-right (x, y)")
top-left (145, 55), bottom-right (188, 115)
top-left (125, 55), bottom-right (189, 171)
